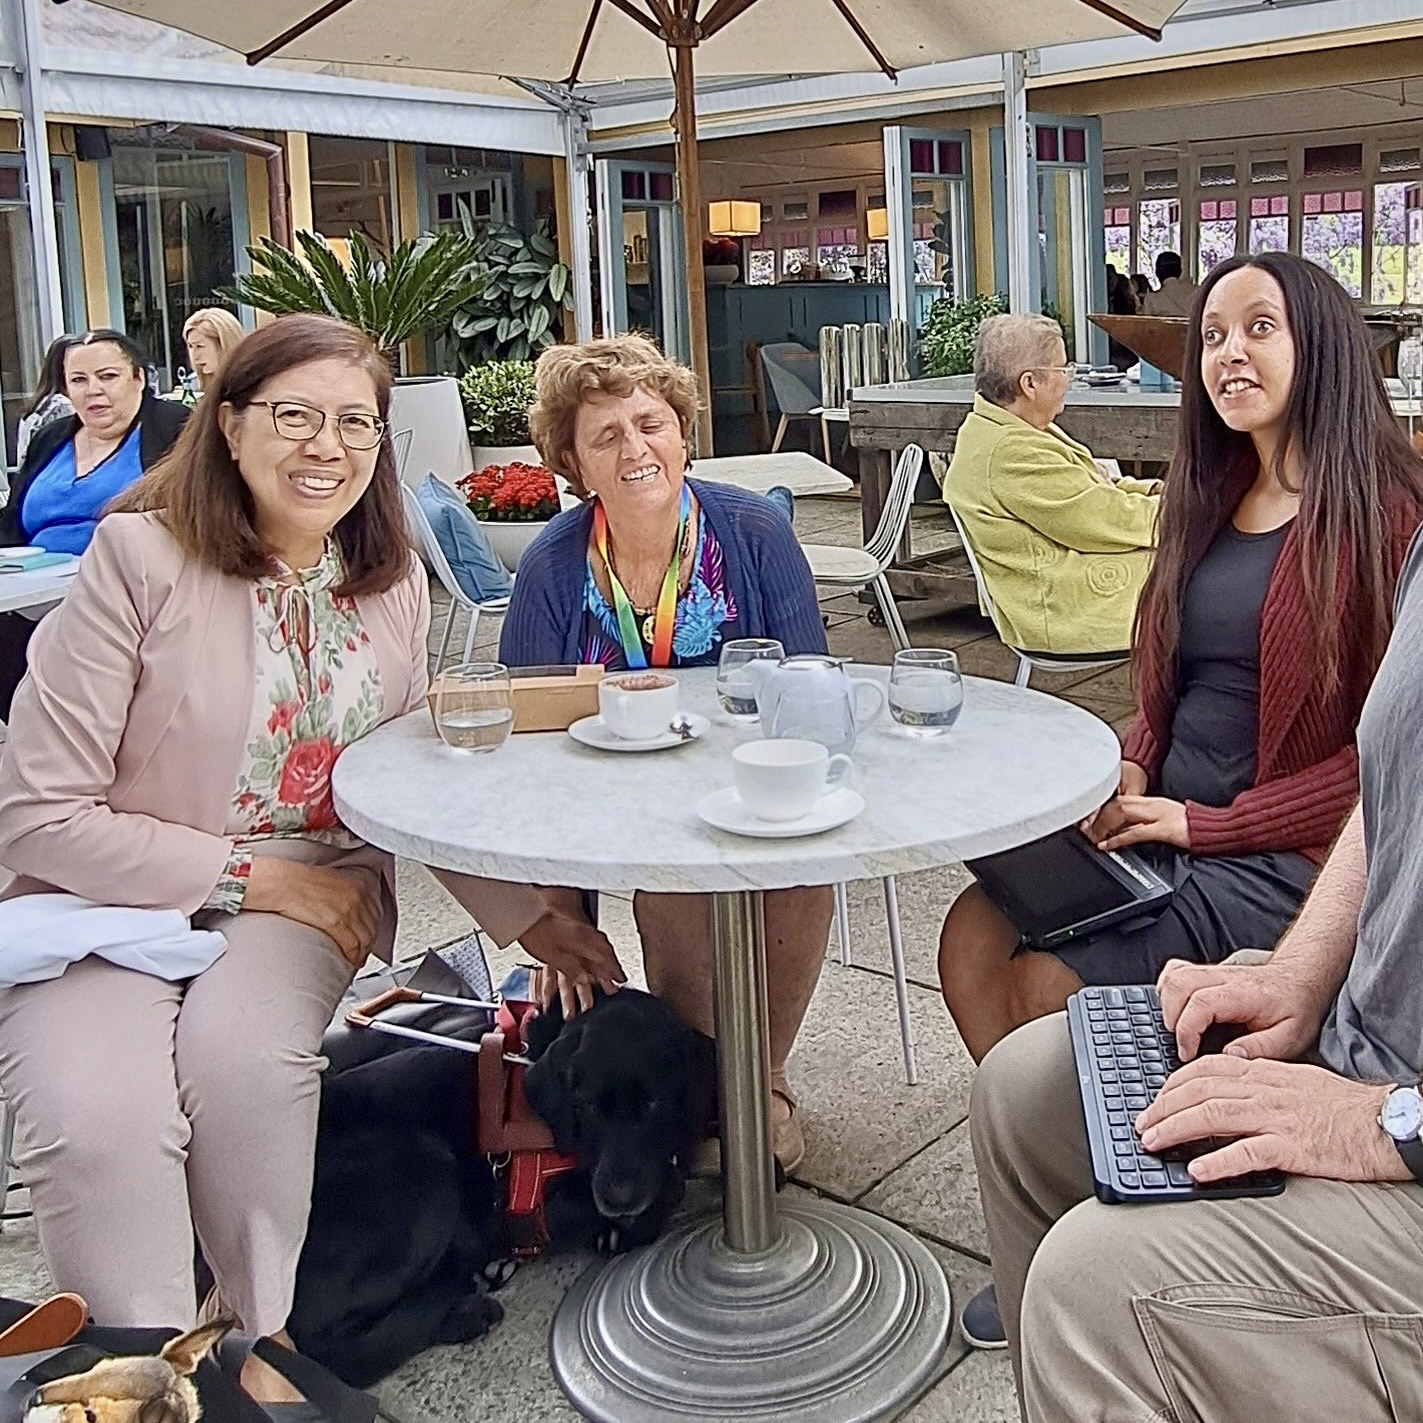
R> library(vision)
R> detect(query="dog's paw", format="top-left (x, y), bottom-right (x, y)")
top-left (594, 1225), bottom-right (625, 1256)
top-left (439, 1289), bottom-right (504, 1344)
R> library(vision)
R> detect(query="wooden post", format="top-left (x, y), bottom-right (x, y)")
top-left (673, 42), bottom-right (715, 457)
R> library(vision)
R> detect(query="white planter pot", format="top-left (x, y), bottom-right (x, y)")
top-left (472, 443), bottom-right (541, 472)
top-left (478, 518), bottom-right (549, 571)
top-left (389, 376), bottom-right (473, 489)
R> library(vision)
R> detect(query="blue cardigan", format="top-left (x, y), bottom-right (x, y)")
top-left (498, 479), bottom-right (827, 667)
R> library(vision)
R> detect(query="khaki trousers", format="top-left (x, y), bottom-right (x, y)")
top-left (0, 842), bottom-right (386, 1335)
top-left (972, 1012), bottom-right (1423, 1423)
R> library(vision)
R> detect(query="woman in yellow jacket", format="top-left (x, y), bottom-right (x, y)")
top-left (940, 314), bottom-right (1161, 655)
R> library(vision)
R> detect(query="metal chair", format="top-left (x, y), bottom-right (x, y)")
top-left (945, 501), bottom-right (1130, 688)
top-left (400, 483), bottom-right (511, 673)
top-left (800, 443), bottom-right (923, 653)
top-left (759, 343), bottom-right (837, 461)
top-left (832, 878), bottom-right (917, 1085)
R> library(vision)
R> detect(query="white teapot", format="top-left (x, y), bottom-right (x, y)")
top-left (746, 654), bottom-right (885, 757)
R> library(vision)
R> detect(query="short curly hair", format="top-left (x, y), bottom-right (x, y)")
top-left (529, 334), bottom-right (701, 496)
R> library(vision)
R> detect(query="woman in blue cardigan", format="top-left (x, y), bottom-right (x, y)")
top-left (499, 334), bottom-right (830, 1171)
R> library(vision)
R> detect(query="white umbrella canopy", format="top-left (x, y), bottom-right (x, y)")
top-left (63, 0), bottom-right (1182, 83)
top-left (71, 0), bottom-right (1186, 450)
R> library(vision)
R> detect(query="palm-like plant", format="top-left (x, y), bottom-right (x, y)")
top-left (222, 229), bottom-right (486, 361)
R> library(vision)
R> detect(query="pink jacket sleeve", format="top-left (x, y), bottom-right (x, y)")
top-left (0, 521), bottom-right (234, 913)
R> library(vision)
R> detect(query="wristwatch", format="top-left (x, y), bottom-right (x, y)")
top-left (1378, 1085), bottom-right (1423, 1182)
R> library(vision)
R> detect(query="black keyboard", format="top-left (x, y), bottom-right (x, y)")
top-left (1067, 985), bottom-right (1286, 1204)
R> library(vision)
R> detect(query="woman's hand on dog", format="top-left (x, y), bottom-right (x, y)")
top-left (522, 909), bottom-right (626, 1018)
top-left (244, 858), bottom-right (383, 965)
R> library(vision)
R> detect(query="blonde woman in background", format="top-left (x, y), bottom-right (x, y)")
top-left (182, 308), bottom-right (247, 401)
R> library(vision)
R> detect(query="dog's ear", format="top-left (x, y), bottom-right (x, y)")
top-left (680, 1029), bottom-right (718, 1143)
top-left (524, 1017), bottom-right (584, 1152)
top-left (157, 1318), bottom-right (234, 1376)
top-left (523, 996), bottom-right (565, 1062)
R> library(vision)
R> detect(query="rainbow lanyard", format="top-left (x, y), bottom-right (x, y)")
top-left (592, 484), bottom-right (691, 669)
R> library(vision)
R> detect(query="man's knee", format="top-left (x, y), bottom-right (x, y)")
top-left (970, 1012), bottom-right (1072, 1149)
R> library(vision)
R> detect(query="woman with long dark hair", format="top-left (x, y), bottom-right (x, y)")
top-left (939, 251), bottom-right (1423, 1066)
top-left (14, 334), bottom-right (77, 467)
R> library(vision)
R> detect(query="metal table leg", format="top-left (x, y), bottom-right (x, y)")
top-left (550, 889), bottom-right (951, 1422)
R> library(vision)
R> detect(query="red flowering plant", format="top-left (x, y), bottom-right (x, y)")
top-left (458, 462), bottom-right (560, 523)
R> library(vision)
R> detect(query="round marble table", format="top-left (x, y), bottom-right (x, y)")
top-left (333, 667), bottom-right (1120, 1423)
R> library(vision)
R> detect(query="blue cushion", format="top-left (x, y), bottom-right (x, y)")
top-left (416, 474), bottom-right (514, 602)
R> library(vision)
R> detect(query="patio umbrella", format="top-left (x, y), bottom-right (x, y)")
top-left (71, 0), bottom-right (1187, 450)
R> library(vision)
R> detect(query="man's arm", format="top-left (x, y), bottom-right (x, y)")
top-left (1268, 800), bottom-right (1366, 1006)
top-left (1160, 802), bottom-right (1365, 1063)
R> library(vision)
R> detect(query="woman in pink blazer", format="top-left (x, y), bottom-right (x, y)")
top-left (0, 314), bottom-right (620, 1407)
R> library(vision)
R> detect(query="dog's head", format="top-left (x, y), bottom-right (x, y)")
top-left (24, 1320), bottom-right (233, 1423)
top-left (525, 989), bottom-right (713, 1224)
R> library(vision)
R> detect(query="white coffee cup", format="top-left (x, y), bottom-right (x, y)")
top-left (598, 671), bottom-right (681, 741)
top-left (731, 738), bottom-right (853, 822)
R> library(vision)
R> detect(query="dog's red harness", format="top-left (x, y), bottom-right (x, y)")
top-left (477, 996), bottom-right (577, 1258)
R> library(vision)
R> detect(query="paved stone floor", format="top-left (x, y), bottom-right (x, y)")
top-left (0, 494), bottom-right (1141, 1422)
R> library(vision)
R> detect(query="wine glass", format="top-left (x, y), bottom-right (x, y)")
top-left (431, 662), bottom-right (514, 753)
top-left (716, 638), bottom-right (784, 721)
top-left (888, 649), bottom-right (963, 737)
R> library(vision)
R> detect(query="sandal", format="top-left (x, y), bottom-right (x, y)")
top-left (770, 1075), bottom-right (804, 1175)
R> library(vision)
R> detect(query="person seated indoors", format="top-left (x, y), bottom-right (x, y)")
top-left (940, 252), bottom-right (1423, 1067)
top-left (940, 312), bottom-right (1162, 657)
top-left (1142, 249), bottom-right (1199, 318)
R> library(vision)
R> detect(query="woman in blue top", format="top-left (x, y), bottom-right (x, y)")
top-left (0, 330), bottom-right (189, 717)
top-left (499, 334), bottom-right (830, 1171)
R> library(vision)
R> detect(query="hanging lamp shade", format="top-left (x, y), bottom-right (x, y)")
top-left (708, 200), bottom-right (761, 238)
top-left (866, 207), bottom-right (890, 241)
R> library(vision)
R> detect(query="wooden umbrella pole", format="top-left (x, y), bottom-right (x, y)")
top-left (673, 39), bottom-right (715, 456)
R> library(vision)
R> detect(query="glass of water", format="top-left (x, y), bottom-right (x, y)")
top-left (888, 649), bottom-right (963, 736)
top-left (716, 637), bottom-right (784, 720)
top-left (432, 662), bottom-right (514, 753)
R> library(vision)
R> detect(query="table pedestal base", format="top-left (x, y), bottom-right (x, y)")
top-left (549, 1194), bottom-right (950, 1422)
top-left (550, 888), bottom-right (949, 1422)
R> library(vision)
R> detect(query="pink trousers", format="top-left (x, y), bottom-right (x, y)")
top-left (0, 843), bottom-right (388, 1334)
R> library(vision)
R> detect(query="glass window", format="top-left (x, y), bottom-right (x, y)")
top-left (816, 225), bottom-right (858, 279)
top-left (867, 241), bottom-right (888, 284)
top-left (423, 147), bottom-right (512, 232)
top-left (1137, 198), bottom-right (1180, 278)
top-left (1302, 143), bottom-right (1363, 179)
top-left (1371, 182), bottom-right (1423, 305)
top-left (1381, 148), bottom-right (1422, 176)
top-left (1248, 195), bottom-right (1289, 254)
top-left (110, 138), bottom-right (239, 387)
top-left (1301, 189), bottom-right (1364, 297)
top-left (1250, 157), bottom-right (1290, 185)
top-left (1196, 198), bottom-right (1237, 279)
top-left (910, 178), bottom-right (965, 300)
top-left (1103, 171), bottom-right (1130, 195)
top-left (1199, 162), bottom-right (1237, 188)
top-left (1143, 167), bottom-right (1178, 192)
top-left (309, 136), bottom-right (394, 253)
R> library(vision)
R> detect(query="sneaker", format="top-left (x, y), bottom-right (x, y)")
top-left (960, 1284), bottom-right (1008, 1350)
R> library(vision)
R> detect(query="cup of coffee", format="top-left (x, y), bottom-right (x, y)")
top-left (731, 738), bottom-right (853, 821)
top-left (598, 671), bottom-right (681, 741)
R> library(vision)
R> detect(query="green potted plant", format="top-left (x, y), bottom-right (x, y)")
top-left (459, 359), bottom-right (540, 469)
top-left (446, 215), bottom-right (572, 371)
top-left (919, 292), bottom-right (1074, 377)
top-left (223, 229), bottom-right (487, 491)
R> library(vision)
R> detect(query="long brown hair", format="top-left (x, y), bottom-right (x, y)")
top-left (110, 313), bottom-right (410, 597)
top-left (1134, 250), bottom-right (1423, 692)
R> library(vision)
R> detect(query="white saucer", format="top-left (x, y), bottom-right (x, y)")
top-left (696, 786), bottom-right (864, 838)
top-left (568, 713), bottom-right (709, 752)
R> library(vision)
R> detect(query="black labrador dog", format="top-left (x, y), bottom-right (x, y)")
top-left (289, 1024), bottom-right (504, 1387)
top-left (524, 987), bottom-right (716, 1253)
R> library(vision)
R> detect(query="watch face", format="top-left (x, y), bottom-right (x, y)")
top-left (1382, 1088), bottom-right (1423, 1141)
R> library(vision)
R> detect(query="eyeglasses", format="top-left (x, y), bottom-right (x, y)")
top-left (248, 400), bottom-right (387, 451)
top-left (1027, 364), bottom-right (1075, 377)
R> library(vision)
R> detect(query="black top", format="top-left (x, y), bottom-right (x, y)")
top-left (1159, 519), bottom-right (1292, 808)
top-left (0, 392), bottom-right (189, 546)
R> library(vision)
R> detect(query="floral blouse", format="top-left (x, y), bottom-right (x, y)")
top-left (579, 510), bottom-right (741, 671)
top-left (204, 543), bottom-right (384, 914)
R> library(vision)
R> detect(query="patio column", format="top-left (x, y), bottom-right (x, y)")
top-left (1002, 49), bottom-right (1033, 314)
top-left (562, 112), bottom-right (595, 342)
top-left (15, 0), bottom-right (65, 341)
